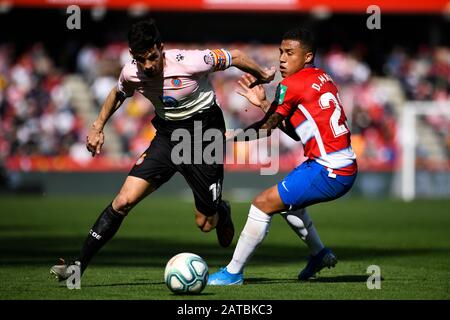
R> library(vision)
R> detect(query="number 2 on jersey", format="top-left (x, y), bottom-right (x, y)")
top-left (318, 92), bottom-right (349, 137)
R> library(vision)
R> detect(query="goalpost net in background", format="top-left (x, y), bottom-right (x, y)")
top-left (400, 101), bottom-right (450, 201)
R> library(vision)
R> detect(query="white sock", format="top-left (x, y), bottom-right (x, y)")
top-left (281, 208), bottom-right (324, 256)
top-left (226, 205), bottom-right (272, 274)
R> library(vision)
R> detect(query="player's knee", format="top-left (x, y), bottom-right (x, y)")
top-left (112, 194), bottom-right (135, 215)
top-left (200, 223), bottom-right (214, 233)
top-left (195, 218), bottom-right (213, 232)
top-left (195, 212), bottom-right (217, 232)
top-left (252, 194), bottom-right (270, 212)
top-left (252, 186), bottom-right (286, 214)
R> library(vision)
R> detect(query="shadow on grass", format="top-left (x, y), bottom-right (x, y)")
top-left (0, 236), bottom-right (448, 268)
top-left (83, 281), bottom-right (165, 288)
top-left (308, 275), bottom-right (377, 283)
top-left (244, 275), bottom-right (377, 284)
top-left (168, 293), bottom-right (215, 297)
top-left (244, 277), bottom-right (299, 285)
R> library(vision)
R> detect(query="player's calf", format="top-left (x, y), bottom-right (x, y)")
top-left (215, 200), bottom-right (234, 247)
top-left (50, 203), bottom-right (127, 283)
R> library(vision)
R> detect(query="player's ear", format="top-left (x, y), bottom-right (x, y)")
top-left (305, 52), bottom-right (313, 64)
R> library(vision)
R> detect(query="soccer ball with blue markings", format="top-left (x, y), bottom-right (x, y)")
top-left (164, 253), bottom-right (209, 294)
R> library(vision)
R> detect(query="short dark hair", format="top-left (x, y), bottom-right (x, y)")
top-left (282, 27), bottom-right (316, 58)
top-left (128, 19), bottom-right (162, 53)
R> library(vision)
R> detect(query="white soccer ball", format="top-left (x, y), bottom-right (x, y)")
top-left (164, 252), bottom-right (209, 294)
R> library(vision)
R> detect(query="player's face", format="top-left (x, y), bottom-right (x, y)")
top-left (131, 44), bottom-right (165, 78)
top-left (279, 40), bottom-right (312, 78)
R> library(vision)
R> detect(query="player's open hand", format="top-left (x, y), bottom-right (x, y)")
top-left (237, 74), bottom-right (267, 108)
top-left (86, 125), bottom-right (104, 157)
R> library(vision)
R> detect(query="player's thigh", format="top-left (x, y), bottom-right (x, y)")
top-left (252, 184), bottom-right (288, 214)
top-left (176, 105), bottom-right (226, 228)
top-left (114, 135), bottom-right (176, 213)
top-left (184, 162), bottom-right (223, 232)
top-left (129, 133), bottom-right (177, 185)
top-left (278, 160), bottom-right (356, 209)
top-left (179, 162), bottom-right (224, 218)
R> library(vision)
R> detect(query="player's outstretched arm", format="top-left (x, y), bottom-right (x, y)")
top-left (236, 73), bottom-right (300, 141)
top-left (277, 119), bottom-right (301, 141)
top-left (86, 88), bottom-right (126, 157)
top-left (230, 110), bottom-right (284, 142)
top-left (229, 49), bottom-right (275, 87)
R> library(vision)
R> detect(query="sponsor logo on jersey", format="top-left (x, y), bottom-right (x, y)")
top-left (276, 84), bottom-right (288, 104)
top-left (274, 84), bottom-right (288, 105)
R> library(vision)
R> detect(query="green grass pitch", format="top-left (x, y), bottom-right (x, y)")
top-left (0, 195), bottom-right (449, 300)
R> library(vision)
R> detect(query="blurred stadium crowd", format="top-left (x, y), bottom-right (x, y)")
top-left (1, 41), bottom-right (449, 171)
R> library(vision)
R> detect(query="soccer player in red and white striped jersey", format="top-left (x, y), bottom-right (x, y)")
top-left (209, 27), bottom-right (357, 285)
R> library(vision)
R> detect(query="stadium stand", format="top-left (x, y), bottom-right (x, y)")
top-left (1, 42), bottom-right (448, 172)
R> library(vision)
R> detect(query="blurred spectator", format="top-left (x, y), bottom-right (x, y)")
top-left (0, 44), bottom-right (84, 158)
top-left (1, 42), bottom-right (448, 171)
top-left (385, 46), bottom-right (450, 101)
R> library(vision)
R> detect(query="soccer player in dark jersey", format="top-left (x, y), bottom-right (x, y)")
top-left (50, 19), bottom-right (275, 281)
top-left (208, 27), bottom-right (358, 285)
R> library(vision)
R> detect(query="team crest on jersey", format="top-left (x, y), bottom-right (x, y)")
top-left (275, 84), bottom-right (288, 104)
top-left (136, 153), bottom-right (147, 166)
top-left (171, 78), bottom-right (182, 87)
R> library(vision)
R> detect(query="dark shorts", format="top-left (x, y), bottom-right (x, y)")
top-left (129, 104), bottom-right (226, 216)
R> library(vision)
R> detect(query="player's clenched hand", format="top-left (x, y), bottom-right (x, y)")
top-left (262, 66), bottom-right (276, 83)
top-left (86, 125), bottom-right (104, 157)
top-left (237, 74), bottom-right (267, 108)
top-left (249, 66), bottom-right (276, 88)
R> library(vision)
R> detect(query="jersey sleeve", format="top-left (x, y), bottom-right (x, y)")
top-left (185, 49), bottom-right (232, 74)
top-left (117, 66), bottom-right (135, 98)
top-left (274, 80), bottom-right (298, 117)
